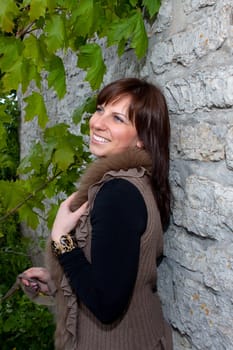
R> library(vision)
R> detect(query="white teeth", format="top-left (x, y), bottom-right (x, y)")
top-left (93, 134), bottom-right (109, 143)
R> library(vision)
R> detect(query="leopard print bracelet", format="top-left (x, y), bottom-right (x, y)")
top-left (51, 234), bottom-right (76, 256)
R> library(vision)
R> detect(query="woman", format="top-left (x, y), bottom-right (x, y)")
top-left (21, 78), bottom-right (173, 349)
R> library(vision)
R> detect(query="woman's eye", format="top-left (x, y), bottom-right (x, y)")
top-left (96, 106), bottom-right (103, 112)
top-left (114, 115), bottom-right (124, 123)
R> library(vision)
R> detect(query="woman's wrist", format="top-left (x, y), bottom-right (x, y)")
top-left (51, 234), bottom-right (77, 256)
top-left (51, 231), bottom-right (66, 242)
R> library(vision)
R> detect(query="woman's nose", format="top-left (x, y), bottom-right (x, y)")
top-left (90, 113), bottom-right (108, 130)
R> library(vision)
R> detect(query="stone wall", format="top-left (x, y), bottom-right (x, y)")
top-left (149, 1), bottom-right (233, 349)
top-left (20, 0), bottom-right (233, 349)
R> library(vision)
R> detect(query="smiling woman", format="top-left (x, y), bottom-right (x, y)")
top-left (20, 78), bottom-right (173, 350)
top-left (89, 95), bottom-right (142, 157)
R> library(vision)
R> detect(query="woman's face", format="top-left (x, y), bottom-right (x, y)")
top-left (89, 95), bottom-right (141, 157)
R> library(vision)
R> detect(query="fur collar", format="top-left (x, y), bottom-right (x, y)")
top-left (70, 148), bottom-right (151, 211)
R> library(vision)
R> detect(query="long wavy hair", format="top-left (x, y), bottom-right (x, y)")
top-left (97, 77), bottom-right (171, 229)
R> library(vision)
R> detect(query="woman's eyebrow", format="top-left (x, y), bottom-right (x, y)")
top-left (112, 111), bottom-right (127, 117)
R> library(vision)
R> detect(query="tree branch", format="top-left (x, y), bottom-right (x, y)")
top-left (16, 21), bottom-right (36, 39)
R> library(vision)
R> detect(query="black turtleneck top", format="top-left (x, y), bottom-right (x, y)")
top-left (59, 178), bottom-right (148, 324)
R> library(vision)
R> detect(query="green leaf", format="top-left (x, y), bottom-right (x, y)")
top-left (47, 0), bottom-right (57, 11)
top-left (107, 10), bottom-right (148, 58)
top-left (44, 14), bottom-right (66, 52)
top-left (117, 38), bottom-right (127, 57)
top-left (71, 0), bottom-right (95, 37)
top-left (44, 122), bottom-right (69, 140)
top-left (72, 96), bottom-right (96, 124)
top-left (143, 0), bottom-right (161, 18)
top-left (24, 178), bottom-right (47, 203)
top-left (0, 176), bottom-right (45, 229)
top-left (0, 37), bottom-right (41, 93)
top-left (54, 145), bottom-right (74, 171)
top-left (0, 121), bottom-right (7, 149)
top-left (0, 0), bottom-right (19, 32)
top-left (129, 0), bottom-right (138, 6)
top-left (107, 16), bottom-right (134, 47)
top-left (44, 123), bottom-right (84, 170)
top-left (131, 11), bottom-right (148, 58)
top-left (2, 57), bottom-right (41, 93)
top-left (17, 141), bottom-right (53, 175)
top-left (16, 154), bottom-right (32, 175)
top-left (24, 92), bottom-right (49, 128)
top-left (0, 103), bottom-right (12, 122)
top-left (0, 180), bottom-right (26, 211)
top-left (29, 0), bottom-right (48, 21)
top-left (78, 44), bottom-right (106, 90)
top-left (43, 181), bottom-right (57, 198)
top-left (47, 55), bottom-right (66, 99)
top-left (0, 154), bottom-right (16, 171)
top-left (0, 36), bottom-right (23, 71)
top-left (23, 35), bottom-right (46, 69)
top-left (21, 58), bottom-right (42, 92)
top-left (1, 58), bottom-right (24, 92)
top-left (19, 205), bottom-right (39, 229)
top-left (80, 119), bottom-right (90, 135)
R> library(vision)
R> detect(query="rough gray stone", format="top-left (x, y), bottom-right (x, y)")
top-left (182, 0), bottom-right (217, 14)
top-left (150, 1), bottom-right (230, 74)
top-left (164, 66), bottom-right (233, 114)
top-left (170, 121), bottom-right (225, 161)
top-left (225, 126), bottom-right (233, 169)
top-left (172, 175), bottom-right (233, 239)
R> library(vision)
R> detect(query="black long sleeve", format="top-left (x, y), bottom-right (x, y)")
top-left (59, 178), bottom-right (147, 324)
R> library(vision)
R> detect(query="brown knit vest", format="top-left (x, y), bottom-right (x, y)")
top-left (45, 149), bottom-right (172, 350)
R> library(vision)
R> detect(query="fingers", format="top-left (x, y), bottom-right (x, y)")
top-left (51, 196), bottom-right (88, 241)
top-left (63, 191), bottom-right (79, 207)
top-left (61, 192), bottom-right (87, 211)
top-left (73, 201), bottom-right (88, 217)
top-left (20, 267), bottom-right (49, 286)
top-left (80, 201), bottom-right (88, 209)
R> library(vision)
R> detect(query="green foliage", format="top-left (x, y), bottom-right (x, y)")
top-left (0, 214), bottom-right (55, 350)
top-left (0, 92), bottom-right (20, 180)
top-left (24, 92), bottom-right (49, 127)
top-left (72, 96), bottom-right (97, 125)
top-left (0, 0), bottom-right (159, 124)
top-left (0, 294), bottom-right (55, 350)
top-left (143, 0), bottom-right (161, 18)
top-left (0, 93), bottom-right (55, 349)
top-left (78, 44), bottom-right (106, 90)
top-left (0, 119), bottom-right (91, 228)
top-left (107, 9), bottom-right (148, 58)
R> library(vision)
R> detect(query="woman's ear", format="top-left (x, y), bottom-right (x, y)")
top-left (136, 140), bottom-right (144, 149)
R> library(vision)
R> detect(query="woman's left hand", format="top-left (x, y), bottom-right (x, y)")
top-left (51, 192), bottom-right (88, 242)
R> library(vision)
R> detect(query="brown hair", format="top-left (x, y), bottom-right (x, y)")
top-left (97, 78), bottom-right (171, 229)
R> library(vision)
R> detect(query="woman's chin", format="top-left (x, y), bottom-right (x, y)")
top-left (89, 144), bottom-right (108, 157)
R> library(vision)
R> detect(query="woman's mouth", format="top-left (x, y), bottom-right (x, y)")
top-left (92, 134), bottom-right (110, 143)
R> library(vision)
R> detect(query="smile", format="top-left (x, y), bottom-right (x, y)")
top-left (92, 134), bottom-right (110, 143)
